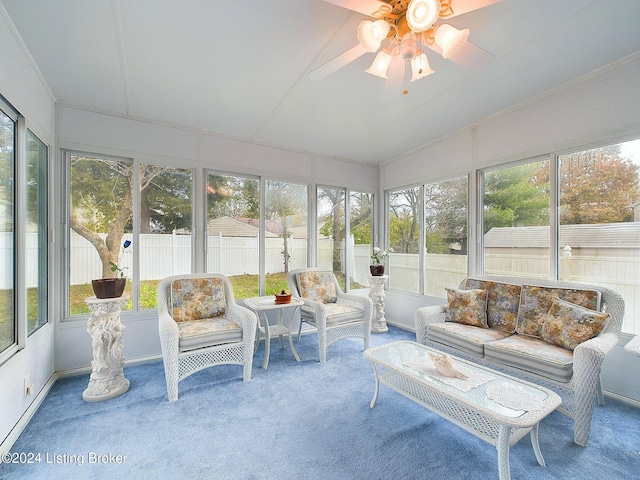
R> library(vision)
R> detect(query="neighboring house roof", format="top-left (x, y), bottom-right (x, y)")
top-left (484, 223), bottom-right (640, 249)
top-left (207, 216), bottom-right (280, 237)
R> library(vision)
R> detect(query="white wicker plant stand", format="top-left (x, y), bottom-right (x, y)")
top-left (365, 341), bottom-right (562, 480)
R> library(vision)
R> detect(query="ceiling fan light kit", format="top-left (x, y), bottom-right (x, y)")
top-left (357, 19), bottom-right (391, 52)
top-left (406, 0), bottom-right (441, 32)
top-left (434, 23), bottom-right (470, 58)
top-left (312, 0), bottom-right (498, 94)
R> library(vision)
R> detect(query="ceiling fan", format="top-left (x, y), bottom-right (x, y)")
top-left (311, 0), bottom-right (500, 93)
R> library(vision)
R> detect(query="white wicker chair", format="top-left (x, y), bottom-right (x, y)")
top-left (415, 275), bottom-right (625, 446)
top-left (287, 268), bottom-right (372, 363)
top-left (157, 273), bottom-right (257, 401)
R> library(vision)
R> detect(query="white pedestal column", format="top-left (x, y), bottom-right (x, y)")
top-left (83, 295), bottom-right (130, 402)
top-left (369, 275), bottom-right (389, 333)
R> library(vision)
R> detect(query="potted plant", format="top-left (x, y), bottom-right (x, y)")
top-left (92, 240), bottom-right (131, 299)
top-left (370, 247), bottom-right (388, 276)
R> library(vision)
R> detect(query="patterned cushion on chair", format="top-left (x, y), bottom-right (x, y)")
top-left (300, 303), bottom-right (363, 324)
top-left (177, 318), bottom-right (242, 351)
top-left (171, 278), bottom-right (226, 322)
top-left (296, 271), bottom-right (338, 303)
top-left (516, 285), bottom-right (600, 338)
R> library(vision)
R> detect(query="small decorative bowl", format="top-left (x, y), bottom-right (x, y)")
top-left (274, 289), bottom-right (292, 304)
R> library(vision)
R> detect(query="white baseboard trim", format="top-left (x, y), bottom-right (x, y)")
top-left (0, 373), bottom-right (59, 455)
top-left (603, 390), bottom-right (640, 408)
top-left (56, 354), bottom-right (163, 379)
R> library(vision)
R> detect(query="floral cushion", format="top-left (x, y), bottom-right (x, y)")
top-left (516, 285), bottom-right (600, 338)
top-left (177, 318), bottom-right (241, 351)
top-left (297, 271), bottom-right (337, 304)
top-left (171, 278), bottom-right (226, 322)
top-left (444, 288), bottom-right (489, 328)
top-left (466, 279), bottom-right (521, 333)
top-left (540, 298), bottom-right (610, 351)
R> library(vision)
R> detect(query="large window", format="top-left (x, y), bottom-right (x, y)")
top-left (264, 180), bottom-right (308, 294)
top-left (69, 154), bottom-right (134, 314)
top-left (207, 173), bottom-right (260, 297)
top-left (0, 107), bottom-right (15, 354)
top-left (482, 159), bottom-right (550, 279)
top-left (317, 186), bottom-right (346, 289)
top-left (26, 130), bottom-right (48, 335)
top-left (68, 155), bottom-right (194, 315)
top-left (387, 186), bottom-right (420, 293)
top-left (558, 140), bottom-right (640, 334)
top-left (0, 98), bottom-right (48, 360)
top-left (139, 164), bottom-right (192, 310)
top-left (424, 176), bottom-right (468, 297)
top-left (315, 187), bottom-right (374, 291)
top-left (349, 190), bottom-right (373, 289)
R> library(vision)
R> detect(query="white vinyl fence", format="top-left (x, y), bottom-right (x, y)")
top-left (6, 232), bottom-right (638, 332)
top-left (65, 232), bottom-right (373, 286)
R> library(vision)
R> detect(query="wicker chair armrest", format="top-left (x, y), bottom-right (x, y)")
top-left (225, 303), bottom-right (258, 333)
top-left (336, 292), bottom-right (372, 309)
top-left (159, 311), bottom-right (179, 335)
top-left (292, 295), bottom-right (327, 313)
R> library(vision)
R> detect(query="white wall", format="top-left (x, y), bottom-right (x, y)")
top-left (0, 7), bottom-right (56, 451)
top-left (381, 54), bottom-right (640, 404)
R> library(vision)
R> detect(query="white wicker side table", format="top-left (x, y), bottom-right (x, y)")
top-left (244, 296), bottom-right (304, 370)
top-left (82, 295), bottom-right (130, 402)
top-left (368, 274), bottom-right (388, 333)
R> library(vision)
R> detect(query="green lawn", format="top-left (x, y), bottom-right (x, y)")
top-left (68, 273), bottom-right (291, 315)
top-left (1, 272), bottom-right (361, 347)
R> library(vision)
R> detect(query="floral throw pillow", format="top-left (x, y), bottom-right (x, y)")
top-left (171, 278), bottom-right (226, 322)
top-left (540, 298), bottom-right (609, 351)
top-left (444, 288), bottom-right (489, 328)
top-left (516, 285), bottom-right (600, 338)
top-left (297, 271), bottom-right (337, 304)
top-left (466, 279), bottom-right (521, 333)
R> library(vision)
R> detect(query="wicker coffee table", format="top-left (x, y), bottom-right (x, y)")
top-left (365, 341), bottom-right (562, 480)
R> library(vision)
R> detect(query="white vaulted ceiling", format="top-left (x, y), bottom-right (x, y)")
top-left (2, 0), bottom-right (640, 164)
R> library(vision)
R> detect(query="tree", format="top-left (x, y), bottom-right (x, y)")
top-left (265, 181), bottom-right (306, 273)
top-left (349, 192), bottom-right (373, 245)
top-left (388, 187), bottom-right (420, 253)
top-left (70, 157), bottom-right (167, 278)
top-left (483, 161), bottom-right (550, 233)
top-left (559, 145), bottom-right (640, 224)
top-left (318, 187), bottom-right (345, 273)
top-left (424, 177), bottom-right (468, 254)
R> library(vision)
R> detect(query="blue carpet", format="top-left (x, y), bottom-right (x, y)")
top-left (1, 326), bottom-right (639, 480)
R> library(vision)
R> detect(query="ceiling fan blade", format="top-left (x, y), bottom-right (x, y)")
top-left (309, 44), bottom-right (368, 80)
top-left (321, 0), bottom-right (387, 17)
top-left (428, 40), bottom-right (495, 72)
top-left (446, 0), bottom-right (502, 18)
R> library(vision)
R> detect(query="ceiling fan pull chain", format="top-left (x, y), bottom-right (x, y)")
top-left (403, 59), bottom-right (410, 95)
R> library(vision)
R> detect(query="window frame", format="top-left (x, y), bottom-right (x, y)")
top-left (0, 96), bottom-right (50, 366)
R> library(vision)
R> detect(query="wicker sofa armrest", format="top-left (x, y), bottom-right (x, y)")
top-left (415, 305), bottom-right (446, 344)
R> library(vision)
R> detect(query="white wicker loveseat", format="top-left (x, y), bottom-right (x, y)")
top-left (157, 273), bottom-right (257, 401)
top-left (415, 275), bottom-right (624, 446)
